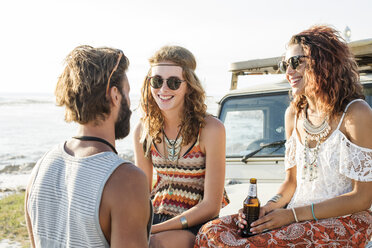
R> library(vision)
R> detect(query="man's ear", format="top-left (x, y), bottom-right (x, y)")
top-left (109, 86), bottom-right (121, 107)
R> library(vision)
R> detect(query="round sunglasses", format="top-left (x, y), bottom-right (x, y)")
top-left (148, 75), bottom-right (186, 90)
top-left (279, 55), bottom-right (307, 73)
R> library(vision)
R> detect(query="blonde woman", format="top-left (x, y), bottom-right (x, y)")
top-left (134, 46), bottom-right (229, 247)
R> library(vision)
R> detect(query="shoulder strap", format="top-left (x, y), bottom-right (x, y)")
top-left (196, 128), bottom-right (202, 145)
top-left (336, 99), bottom-right (365, 130)
top-left (181, 127), bottom-right (201, 157)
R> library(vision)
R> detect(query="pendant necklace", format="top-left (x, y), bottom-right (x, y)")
top-left (302, 105), bottom-right (331, 181)
top-left (162, 127), bottom-right (183, 195)
top-left (163, 127), bottom-right (183, 162)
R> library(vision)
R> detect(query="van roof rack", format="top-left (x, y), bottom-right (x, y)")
top-left (229, 38), bottom-right (372, 90)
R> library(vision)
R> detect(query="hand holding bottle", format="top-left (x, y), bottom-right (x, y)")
top-left (237, 204), bottom-right (271, 229)
top-left (240, 178), bottom-right (260, 237)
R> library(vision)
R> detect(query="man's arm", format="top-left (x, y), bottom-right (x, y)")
top-left (101, 163), bottom-right (151, 247)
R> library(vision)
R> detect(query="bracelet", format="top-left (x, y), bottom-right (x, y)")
top-left (268, 194), bottom-right (283, 203)
top-left (180, 216), bottom-right (188, 229)
top-left (311, 203), bottom-right (318, 221)
top-left (291, 208), bottom-right (299, 223)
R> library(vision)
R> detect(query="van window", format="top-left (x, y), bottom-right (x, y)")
top-left (219, 82), bottom-right (372, 158)
top-left (219, 93), bottom-right (289, 158)
top-left (364, 83), bottom-right (372, 106)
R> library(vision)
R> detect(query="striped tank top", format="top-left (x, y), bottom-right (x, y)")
top-left (150, 131), bottom-right (229, 216)
top-left (27, 143), bottom-right (151, 248)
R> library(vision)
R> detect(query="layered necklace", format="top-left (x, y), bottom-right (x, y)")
top-left (302, 105), bottom-right (331, 181)
top-left (162, 127), bottom-right (183, 195)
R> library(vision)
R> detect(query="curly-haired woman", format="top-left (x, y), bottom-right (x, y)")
top-left (194, 25), bottom-right (372, 247)
top-left (133, 45), bottom-right (229, 247)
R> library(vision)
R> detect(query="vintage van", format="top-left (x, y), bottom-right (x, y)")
top-left (220, 39), bottom-right (372, 215)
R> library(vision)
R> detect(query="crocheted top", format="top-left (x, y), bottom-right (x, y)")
top-left (285, 99), bottom-right (372, 208)
top-left (150, 131), bottom-right (229, 217)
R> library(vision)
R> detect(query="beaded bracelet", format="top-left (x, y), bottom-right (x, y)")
top-left (291, 208), bottom-right (299, 222)
top-left (311, 203), bottom-right (318, 221)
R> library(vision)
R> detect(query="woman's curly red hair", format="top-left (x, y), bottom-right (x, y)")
top-left (289, 25), bottom-right (364, 119)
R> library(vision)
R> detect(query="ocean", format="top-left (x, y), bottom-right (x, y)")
top-left (0, 93), bottom-right (219, 193)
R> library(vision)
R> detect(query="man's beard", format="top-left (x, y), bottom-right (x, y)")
top-left (115, 95), bottom-right (132, 140)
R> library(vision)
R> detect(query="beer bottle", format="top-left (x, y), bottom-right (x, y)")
top-left (241, 178), bottom-right (260, 237)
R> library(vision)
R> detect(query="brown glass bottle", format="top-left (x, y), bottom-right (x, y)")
top-left (241, 178), bottom-right (260, 237)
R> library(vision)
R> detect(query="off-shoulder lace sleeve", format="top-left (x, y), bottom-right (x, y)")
top-left (284, 134), bottom-right (296, 170)
top-left (339, 136), bottom-right (372, 181)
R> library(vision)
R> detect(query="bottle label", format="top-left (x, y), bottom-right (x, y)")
top-left (248, 184), bottom-right (257, 197)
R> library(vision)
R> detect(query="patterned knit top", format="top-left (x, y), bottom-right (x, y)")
top-left (150, 130), bottom-right (229, 217)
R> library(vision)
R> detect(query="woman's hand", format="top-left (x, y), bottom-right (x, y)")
top-left (249, 208), bottom-right (295, 234)
top-left (258, 204), bottom-right (273, 218)
top-left (237, 208), bottom-right (246, 230)
top-left (237, 204), bottom-right (273, 230)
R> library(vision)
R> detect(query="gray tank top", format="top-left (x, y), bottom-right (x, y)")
top-left (27, 143), bottom-right (152, 247)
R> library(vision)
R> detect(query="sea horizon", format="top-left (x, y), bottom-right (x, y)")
top-left (0, 92), bottom-right (220, 193)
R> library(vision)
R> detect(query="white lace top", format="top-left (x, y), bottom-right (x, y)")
top-left (285, 99), bottom-right (372, 208)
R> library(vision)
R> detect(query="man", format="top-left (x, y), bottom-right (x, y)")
top-left (25, 45), bottom-right (152, 248)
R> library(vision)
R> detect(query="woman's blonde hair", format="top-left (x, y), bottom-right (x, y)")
top-left (140, 45), bottom-right (207, 157)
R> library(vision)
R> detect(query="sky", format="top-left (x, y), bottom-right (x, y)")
top-left (1, 0), bottom-right (372, 97)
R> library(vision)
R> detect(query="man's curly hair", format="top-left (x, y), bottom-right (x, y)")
top-left (288, 25), bottom-right (364, 119)
top-left (55, 45), bottom-right (129, 124)
top-left (139, 46), bottom-right (207, 157)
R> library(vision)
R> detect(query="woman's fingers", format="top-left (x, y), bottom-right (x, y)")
top-left (238, 209), bottom-right (247, 228)
top-left (237, 215), bottom-right (247, 229)
top-left (250, 221), bottom-right (272, 234)
top-left (251, 212), bottom-right (272, 227)
top-left (259, 206), bottom-right (269, 218)
top-left (250, 209), bottom-right (292, 234)
top-left (250, 214), bottom-right (276, 234)
top-left (259, 211), bottom-right (265, 218)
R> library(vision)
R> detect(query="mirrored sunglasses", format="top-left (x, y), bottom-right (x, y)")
top-left (148, 75), bottom-right (186, 90)
top-left (279, 55), bottom-right (307, 73)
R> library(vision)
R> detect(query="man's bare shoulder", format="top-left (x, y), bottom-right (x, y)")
top-left (106, 162), bottom-right (149, 196)
top-left (101, 162), bottom-right (151, 246)
top-left (99, 162), bottom-right (149, 215)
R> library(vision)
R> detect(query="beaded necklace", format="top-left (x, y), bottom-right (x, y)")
top-left (302, 105), bottom-right (331, 181)
top-left (162, 127), bottom-right (183, 195)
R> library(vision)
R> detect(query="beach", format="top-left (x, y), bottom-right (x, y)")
top-left (0, 93), bottom-right (220, 197)
top-left (0, 92), bottom-right (223, 247)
